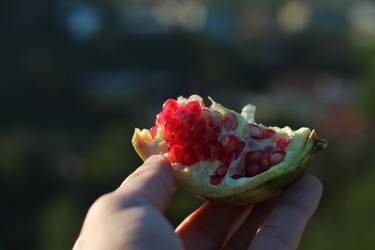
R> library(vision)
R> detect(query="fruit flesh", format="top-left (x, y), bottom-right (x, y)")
top-left (132, 95), bottom-right (327, 205)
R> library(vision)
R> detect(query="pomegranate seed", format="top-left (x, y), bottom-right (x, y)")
top-left (181, 149), bottom-right (198, 166)
top-left (202, 109), bottom-right (211, 124)
top-left (163, 99), bottom-right (179, 112)
top-left (193, 142), bottom-right (210, 160)
top-left (245, 150), bottom-right (264, 163)
top-left (222, 151), bottom-right (241, 165)
top-left (260, 154), bottom-right (270, 169)
top-left (237, 141), bottom-right (246, 152)
top-left (150, 126), bottom-right (157, 139)
top-left (191, 122), bottom-right (206, 138)
top-left (164, 119), bottom-right (181, 142)
top-left (209, 111), bottom-right (222, 128)
top-left (203, 128), bottom-right (218, 142)
top-left (277, 136), bottom-right (292, 149)
top-left (264, 145), bottom-right (275, 153)
top-left (210, 175), bottom-right (223, 185)
top-left (174, 108), bottom-right (188, 121)
top-left (182, 114), bottom-right (196, 128)
top-left (263, 129), bottom-right (276, 139)
top-left (210, 142), bottom-right (224, 160)
top-left (174, 125), bottom-right (190, 144)
top-left (216, 165), bottom-right (228, 176)
top-left (188, 95), bottom-right (204, 105)
top-left (221, 113), bottom-right (238, 131)
top-left (221, 135), bottom-right (245, 153)
top-left (186, 101), bottom-right (202, 119)
top-left (168, 144), bottom-right (184, 163)
top-left (156, 110), bottom-right (174, 127)
top-left (269, 150), bottom-right (286, 166)
top-left (245, 162), bottom-right (261, 177)
top-left (246, 124), bottom-right (263, 139)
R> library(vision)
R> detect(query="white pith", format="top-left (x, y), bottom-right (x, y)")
top-left (132, 96), bottom-right (313, 195)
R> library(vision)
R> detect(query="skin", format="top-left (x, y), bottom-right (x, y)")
top-left (73, 155), bottom-right (323, 250)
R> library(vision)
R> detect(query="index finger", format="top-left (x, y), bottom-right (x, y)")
top-left (115, 155), bottom-right (175, 212)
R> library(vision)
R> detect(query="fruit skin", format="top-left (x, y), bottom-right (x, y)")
top-left (174, 130), bottom-right (327, 205)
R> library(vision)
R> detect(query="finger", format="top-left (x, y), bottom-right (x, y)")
top-left (223, 194), bottom-right (281, 250)
top-left (249, 174), bottom-right (323, 250)
top-left (115, 155), bottom-right (175, 212)
top-left (176, 201), bottom-right (252, 250)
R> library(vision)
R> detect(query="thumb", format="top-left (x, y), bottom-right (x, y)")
top-left (116, 155), bottom-right (175, 212)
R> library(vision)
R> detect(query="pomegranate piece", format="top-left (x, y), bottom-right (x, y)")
top-left (132, 95), bottom-right (327, 205)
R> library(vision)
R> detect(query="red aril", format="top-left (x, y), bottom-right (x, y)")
top-left (163, 99), bottom-right (179, 112)
top-left (150, 126), bottom-right (157, 139)
top-left (221, 113), bottom-right (238, 131)
top-left (216, 165), bottom-right (229, 176)
top-left (191, 122), bottom-right (206, 138)
top-left (186, 101), bottom-right (202, 119)
top-left (168, 144), bottom-right (184, 163)
top-left (277, 136), bottom-right (292, 149)
top-left (269, 151), bottom-right (286, 166)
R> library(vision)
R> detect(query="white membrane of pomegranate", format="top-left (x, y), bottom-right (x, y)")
top-left (137, 95), bottom-right (313, 188)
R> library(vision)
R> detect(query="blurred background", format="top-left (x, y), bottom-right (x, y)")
top-left (2, 0), bottom-right (375, 249)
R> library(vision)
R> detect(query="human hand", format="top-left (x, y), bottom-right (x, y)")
top-left (73, 155), bottom-right (322, 250)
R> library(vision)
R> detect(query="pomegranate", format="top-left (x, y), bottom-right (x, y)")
top-left (132, 95), bottom-right (327, 205)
